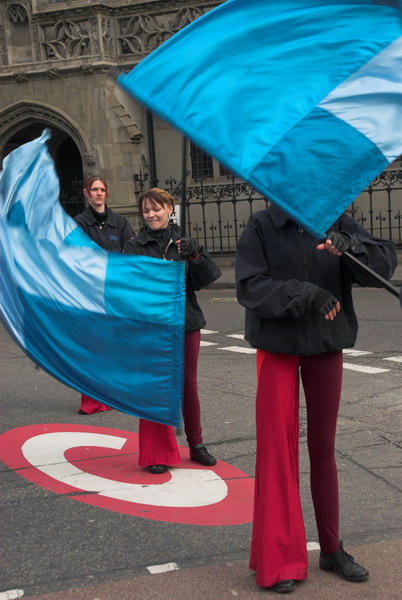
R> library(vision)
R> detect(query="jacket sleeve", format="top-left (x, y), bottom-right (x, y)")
top-left (186, 246), bottom-right (222, 291)
top-left (336, 214), bottom-right (397, 286)
top-left (120, 217), bottom-right (135, 248)
top-left (235, 218), bottom-right (318, 318)
top-left (122, 237), bottom-right (138, 254)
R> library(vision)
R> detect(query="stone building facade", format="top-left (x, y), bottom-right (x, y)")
top-left (0, 0), bottom-right (222, 230)
top-left (1, 0), bottom-right (401, 249)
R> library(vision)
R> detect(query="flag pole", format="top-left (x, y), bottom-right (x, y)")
top-left (175, 136), bottom-right (189, 437)
top-left (342, 251), bottom-right (400, 298)
top-left (180, 136), bottom-right (188, 237)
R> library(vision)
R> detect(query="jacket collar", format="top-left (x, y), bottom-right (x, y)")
top-left (81, 204), bottom-right (118, 228)
top-left (268, 203), bottom-right (291, 228)
top-left (137, 223), bottom-right (181, 245)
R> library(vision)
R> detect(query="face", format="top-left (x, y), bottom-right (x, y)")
top-left (84, 179), bottom-right (107, 212)
top-left (142, 197), bottom-right (173, 230)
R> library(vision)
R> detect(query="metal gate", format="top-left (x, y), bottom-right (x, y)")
top-left (159, 170), bottom-right (402, 254)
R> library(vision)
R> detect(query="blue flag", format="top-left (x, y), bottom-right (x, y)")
top-left (0, 131), bottom-right (185, 427)
top-left (117, 0), bottom-right (402, 238)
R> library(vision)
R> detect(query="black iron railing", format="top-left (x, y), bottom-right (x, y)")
top-left (348, 170), bottom-right (402, 245)
top-left (160, 171), bottom-right (402, 254)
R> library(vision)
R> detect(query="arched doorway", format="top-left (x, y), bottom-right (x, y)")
top-left (3, 124), bottom-right (85, 218)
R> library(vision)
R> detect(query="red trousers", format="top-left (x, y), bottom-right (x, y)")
top-left (79, 395), bottom-right (111, 414)
top-left (250, 350), bottom-right (342, 587)
top-left (138, 330), bottom-right (203, 466)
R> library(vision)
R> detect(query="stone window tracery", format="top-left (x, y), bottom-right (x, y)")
top-left (7, 4), bottom-right (28, 24)
top-left (7, 3), bottom-right (32, 65)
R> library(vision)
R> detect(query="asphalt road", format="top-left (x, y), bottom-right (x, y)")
top-left (0, 287), bottom-right (401, 599)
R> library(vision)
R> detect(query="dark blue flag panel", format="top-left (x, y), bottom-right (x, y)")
top-left (0, 131), bottom-right (185, 427)
top-left (118, 0), bottom-right (402, 238)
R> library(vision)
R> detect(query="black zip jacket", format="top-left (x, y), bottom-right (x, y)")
top-left (236, 206), bottom-right (397, 356)
top-left (74, 205), bottom-right (134, 252)
top-left (124, 224), bottom-right (221, 332)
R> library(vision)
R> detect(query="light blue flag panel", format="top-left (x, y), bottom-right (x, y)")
top-left (117, 0), bottom-right (402, 239)
top-left (0, 131), bottom-right (185, 427)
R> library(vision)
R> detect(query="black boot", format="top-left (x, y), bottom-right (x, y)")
top-left (189, 444), bottom-right (217, 466)
top-left (319, 541), bottom-right (369, 582)
top-left (269, 580), bottom-right (296, 594)
top-left (147, 465), bottom-right (167, 474)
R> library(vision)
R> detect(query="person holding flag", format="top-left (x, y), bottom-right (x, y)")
top-left (124, 188), bottom-right (221, 473)
top-left (235, 205), bottom-right (397, 593)
top-left (75, 175), bottom-right (135, 414)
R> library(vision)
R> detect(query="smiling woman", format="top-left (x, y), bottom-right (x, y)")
top-left (124, 188), bottom-right (222, 474)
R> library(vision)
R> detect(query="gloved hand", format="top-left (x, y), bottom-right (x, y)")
top-left (311, 287), bottom-right (340, 318)
top-left (325, 231), bottom-right (352, 254)
top-left (177, 237), bottom-right (199, 258)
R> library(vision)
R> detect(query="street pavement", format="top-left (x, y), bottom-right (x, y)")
top-left (0, 277), bottom-right (401, 599)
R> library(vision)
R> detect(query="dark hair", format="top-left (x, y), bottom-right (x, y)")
top-left (83, 175), bottom-right (108, 197)
top-left (139, 188), bottom-right (175, 216)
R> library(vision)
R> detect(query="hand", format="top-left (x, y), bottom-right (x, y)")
top-left (316, 231), bottom-right (352, 256)
top-left (311, 287), bottom-right (341, 320)
top-left (176, 237), bottom-right (199, 258)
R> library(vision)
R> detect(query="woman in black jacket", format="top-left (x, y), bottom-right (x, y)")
top-left (124, 188), bottom-right (221, 473)
top-left (235, 204), bottom-right (397, 594)
top-left (75, 175), bottom-right (134, 414)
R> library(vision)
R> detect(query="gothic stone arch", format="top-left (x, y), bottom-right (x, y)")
top-left (0, 100), bottom-right (98, 168)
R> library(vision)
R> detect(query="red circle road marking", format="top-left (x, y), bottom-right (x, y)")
top-left (0, 424), bottom-right (254, 525)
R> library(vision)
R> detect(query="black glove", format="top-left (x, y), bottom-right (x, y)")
top-left (178, 237), bottom-right (199, 258)
top-left (311, 287), bottom-right (339, 317)
top-left (326, 231), bottom-right (352, 254)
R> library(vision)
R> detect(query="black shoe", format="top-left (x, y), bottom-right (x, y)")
top-left (190, 444), bottom-right (217, 466)
top-left (147, 465), bottom-right (167, 474)
top-left (269, 580), bottom-right (296, 594)
top-left (77, 409), bottom-right (87, 414)
top-left (319, 541), bottom-right (369, 582)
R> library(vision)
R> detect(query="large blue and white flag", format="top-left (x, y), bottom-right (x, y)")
top-left (0, 131), bottom-right (185, 427)
top-left (117, 0), bottom-right (402, 239)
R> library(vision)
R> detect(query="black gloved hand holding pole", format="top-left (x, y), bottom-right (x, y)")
top-left (177, 237), bottom-right (199, 258)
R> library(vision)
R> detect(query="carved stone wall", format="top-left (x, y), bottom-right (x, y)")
top-left (0, 1), bottom-right (220, 224)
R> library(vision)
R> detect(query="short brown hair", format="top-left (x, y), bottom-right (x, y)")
top-left (139, 188), bottom-right (175, 217)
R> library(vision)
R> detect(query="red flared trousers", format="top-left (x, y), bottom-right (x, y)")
top-left (79, 395), bottom-right (111, 414)
top-left (138, 329), bottom-right (203, 466)
top-left (250, 350), bottom-right (342, 587)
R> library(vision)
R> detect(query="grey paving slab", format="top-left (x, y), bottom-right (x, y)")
top-left (28, 541), bottom-right (402, 600)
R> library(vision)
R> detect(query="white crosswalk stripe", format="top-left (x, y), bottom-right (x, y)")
top-left (343, 349), bottom-right (372, 357)
top-left (383, 356), bottom-right (402, 363)
top-left (200, 331), bottom-right (400, 374)
top-left (343, 363), bottom-right (389, 374)
top-left (221, 346), bottom-right (256, 355)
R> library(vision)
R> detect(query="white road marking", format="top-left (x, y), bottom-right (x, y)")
top-left (22, 432), bottom-right (228, 508)
top-left (343, 363), bottom-right (389, 374)
top-left (0, 591), bottom-right (24, 600)
top-left (201, 329), bottom-right (219, 335)
top-left (200, 341), bottom-right (218, 347)
top-left (221, 346), bottom-right (256, 354)
top-left (307, 542), bottom-right (320, 551)
top-left (343, 349), bottom-right (372, 357)
top-left (147, 563), bottom-right (180, 574)
top-left (383, 356), bottom-right (402, 363)
top-left (226, 334), bottom-right (245, 340)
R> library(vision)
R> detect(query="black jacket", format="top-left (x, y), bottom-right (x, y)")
top-left (124, 224), bottom-right (221, 331)
top-left (74, 205), bottom-right (134, 252)
top-left (236, 206), bottom-right (397, 356)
